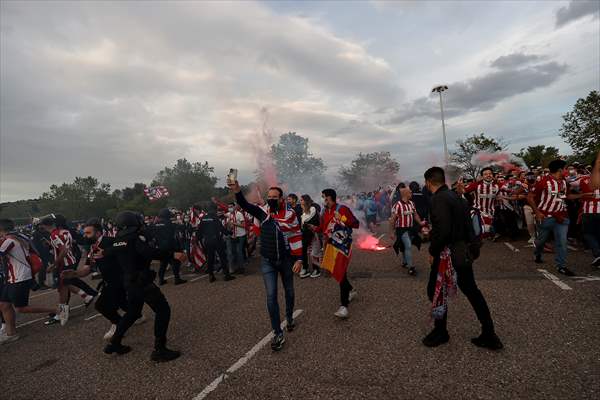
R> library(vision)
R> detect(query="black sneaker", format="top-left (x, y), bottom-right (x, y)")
top-left (286, 320), bottom-right (296, 333)
top-left (471, 333), bottom-right (503, 350)
top-left (592, 257), bottom-right (600, 267)
top-left (158, 279), bottom-right (167, 286)
top-left (104, 343), bottom-right (132, 355)
top-left (422, 328), bottom-right (450, 347)
top-left (150, 347), bottom-right (181, 362)
top-left (208, 273), bottom-right (216, 283)
top-left (534, 255), bottom-right (543, 264)
top-left (401, 262), bottom-right (408, 269)
top-left (558, 267), bottom-right (575, 277)
top-left (408, 267), bottom-right (416, 276)
top-left (174, 278), bottom-right (187, 285)
top-left (271, 333), bottom-right (285, 351)
top-left (30, 281), bottom-right (41, 292)
top-left (84, 295), bottom-right (97, 308)
top-left (224, 275), bottom-right (236, 282)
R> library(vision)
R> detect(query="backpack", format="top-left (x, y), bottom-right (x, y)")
top-left (259, 217), bottom-right (287, 267)
top-left (5, 233), bottom-right (43, 276)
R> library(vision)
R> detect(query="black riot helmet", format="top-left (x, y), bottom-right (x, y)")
top-left (158, 208), bottom-right (172, 220)
top-left (115, 211), bottom-right (143, 234)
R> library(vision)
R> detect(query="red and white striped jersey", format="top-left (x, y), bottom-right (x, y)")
top-left (580, 176), bottom-right (600, 214)
top-left (532, 175), bottom-right (568, 217)
top-left (0, 236), bottom-right (32, 283)
top-left (392, 200), bottom-right (416, 228)
top-left (268, 208), bottom-right (302, 257)
top-left (50, 228), bottom-right (77, 267)
top-left (465, 180), bottom-right (499, 216)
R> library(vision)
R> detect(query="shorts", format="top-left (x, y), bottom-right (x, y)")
top-left (0, 279), bottom-right (32, 308)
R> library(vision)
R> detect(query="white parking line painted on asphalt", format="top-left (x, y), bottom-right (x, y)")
top-left (191, 274), bottom-right (208, 282)
top-left (504, 242), bottom-right (520, 252)
top-left (16, 304), bottom-right (86, 328)
top-left (84, 313), bottom-right (103, 321)
top-left (193, 309), bottom-right (304, 400)
top-left (537, 269), bottom-right (572, 290)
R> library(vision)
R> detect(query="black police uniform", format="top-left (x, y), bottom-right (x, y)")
top-left (149, 214), bottom-right (185, 285)
top-left (196, 211), bottom-right (234, 282)
top-left (91, 236), bottom-right (128, 325)
top-left (104, 212), bottom-right (179, 362)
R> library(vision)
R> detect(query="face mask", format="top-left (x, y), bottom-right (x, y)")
top-left (267, 199), bottom-right (279, 211)
top-left (82, 236), bottom-right (95, 245)
top-left (569, 169), bottom-right (576, 175)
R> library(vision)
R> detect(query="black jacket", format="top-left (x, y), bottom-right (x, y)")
top-left (92, 236), bottom-right (122, 285)
top-left (106, 229), bottom-right (162, 288)
top-left (196, 213), bottom-right (228, 247)
top-left (148, 219), bottom-right (182, 252)
top-left (429, 185), bottom-right (472, 258)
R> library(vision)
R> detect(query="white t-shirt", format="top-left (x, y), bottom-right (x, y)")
top-left (226, 211), bottom-right (247, 238)
top-left (0, 236), bottom-right (32, 284)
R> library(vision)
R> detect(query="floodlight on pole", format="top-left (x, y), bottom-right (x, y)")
top-left (431, 85), bottom-right (449, 167)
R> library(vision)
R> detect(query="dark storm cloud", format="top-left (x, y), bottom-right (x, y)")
top-left (385, 55), bottom-right (568, 125)
top-left (555, 0), bottom-right (600, 28)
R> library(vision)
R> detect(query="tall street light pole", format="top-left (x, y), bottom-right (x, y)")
top-left (432, 85), bottom-right (449, 167)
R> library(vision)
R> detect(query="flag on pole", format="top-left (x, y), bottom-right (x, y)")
top-left (144, 186), bottom-right (169, 201)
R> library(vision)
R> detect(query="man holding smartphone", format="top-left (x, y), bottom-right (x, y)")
top-left (228, 179), bottom-right (302, 352)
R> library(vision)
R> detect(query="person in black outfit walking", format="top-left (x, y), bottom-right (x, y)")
top-left (422, 167), bottom-right (503, 350)
top-left (103, 211), bottom-right (180, 362)
top-left (150, 209), bottom-right (187, 286)
top-left (196, 203), bottom-right (236, 283)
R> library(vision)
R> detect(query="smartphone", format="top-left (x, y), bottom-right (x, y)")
top-left (227, 168), bottom-right (238, 185)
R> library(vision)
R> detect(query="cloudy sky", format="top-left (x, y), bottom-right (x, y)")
top-left (1, 0), bottom-right (599, 202)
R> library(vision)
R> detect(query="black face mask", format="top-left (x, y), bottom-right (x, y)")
top-left (82, 237), bottom-right (95, 245)
top-left (267, 199), bottom-right (279, 212)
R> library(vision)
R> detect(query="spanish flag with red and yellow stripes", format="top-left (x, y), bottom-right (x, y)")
top-left (321, 223), bottom-right (353, 283)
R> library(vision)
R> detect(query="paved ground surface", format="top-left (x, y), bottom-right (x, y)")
top-left (1, 224), bottom-right (599, 400)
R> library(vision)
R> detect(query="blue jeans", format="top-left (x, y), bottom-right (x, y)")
top-left (400, 231), bottom-right (413, 267)
top-left (233, 236), bottom-right (247, 269)
top-left (535, 217), bottom-right (569, 268)
top-left (260, 258), bottom-right (295, 335)
top-left (582, 214), bottom-right (600, 258)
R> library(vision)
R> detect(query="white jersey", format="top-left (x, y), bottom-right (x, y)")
top-left (0, 236), bottom-right (32, 284)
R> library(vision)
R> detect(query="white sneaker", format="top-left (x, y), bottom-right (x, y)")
top-left (349, 289), bottom-right (358, 303)
top-left (334, 306), bottom-right (349, 319)
top-left (0, 323), bottom-right (5, 335)
top-left (310, 270), bottom-right (321, 278)
top-left (0, 334), bottom-right (20, 345)
top-left (528, 237), bottom-right (535, 245)
top-left (134, 314), bottom-right (147, 325)
top-left (58, 304), bottom-right (70, 326)
top-left (103, 324), bottom-right (117, 341)
top-left (299, 269), bottom-right (310, 279)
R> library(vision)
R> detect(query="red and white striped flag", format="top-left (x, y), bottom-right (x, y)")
top-left (144, 186), bottom-right (170, 201)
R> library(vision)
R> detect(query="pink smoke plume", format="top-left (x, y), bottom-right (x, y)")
top-left (471, 151), bottom-right (527, 173)
top-left (251, 107), bottom-right (278, 187)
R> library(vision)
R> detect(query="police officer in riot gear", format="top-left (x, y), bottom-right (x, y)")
top-left (196, 202), bottom-right (235, 283)
top-left (104, 211), bottom-right (180, 362)
top-left (151, 209), bottom-right (187, 286)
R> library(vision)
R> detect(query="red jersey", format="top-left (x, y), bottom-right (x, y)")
top-left (318, 203), bottom-right (359, 240)
top-left (532, 175), bottom-right (568, 218)
top-left (50, 228), bottom-right (77, 267)
top-left (465, 180), bottom-right (499, 216)
top-left (392, 200), bottom-right (416, 228)
top-left (580, 176), bottom-right (600, 214)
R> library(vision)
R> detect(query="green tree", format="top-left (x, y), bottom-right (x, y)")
top-left (40, 176), bottom-right (114, 220)
top-left (339, 152), bottom-right (399, 192)
top-left (450, 133), bottom-right (507, 179)
top-left (560, 90), bottom-right (600, 163)
top-left (153, 159), bottom-right (218, 209)
top-left (515, 145), bottom-right (561, 168)
top-left (268, 132), bottom-right (326, 193)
